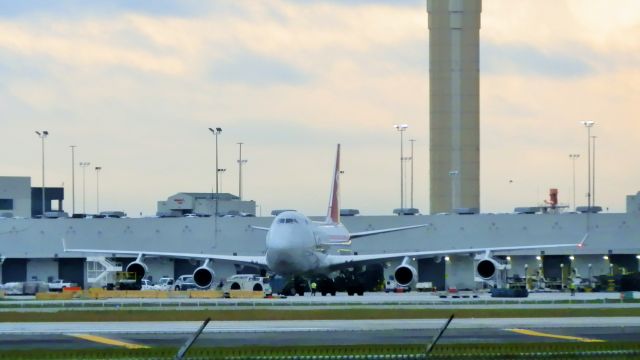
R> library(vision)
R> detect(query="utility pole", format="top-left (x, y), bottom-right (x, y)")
top-left (95, 166), bottom-right (102, 213)
top-left (35, 131), bottom-right (49, 217)
top-left (70, 145), bottom-right (76, 215)
top-left (394, 124), bottom-right (408, 211)
top-left (79, 162), bottom-right (91, 214)
top-left (409, 139), bottom-right (416, 209)
top-left (237, 142), bottom-right (247, 200)
top-left (569, 154), bottom-right (580, 211)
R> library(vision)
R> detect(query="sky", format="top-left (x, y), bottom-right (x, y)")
top-left (1, 0), bottom-right (639, 217)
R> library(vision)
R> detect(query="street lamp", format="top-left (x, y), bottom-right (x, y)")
top-left (95, 166), bottom-right (102, 214)
top-left (70, 145), bottom-right (77, 215)
top-left (237, 142), bottom-right (248, 200)
top-left (208, 127), bottom-right (222, 216)
top-left (79, 162), bottom-right (91, 214)
top-left (569, 154), bottom-right (580, 210)
top-left (448, 170), bottom-right (459, 212)
top-left (580, 121), bottom-right (595, 209)
top-left (393, 124), bottom-right (408, 210)
top-left (35, 131), bottom-right (49, 217)
top-left (409, 139), bottom-right (416, 209)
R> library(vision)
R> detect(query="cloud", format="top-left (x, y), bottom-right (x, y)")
top-left (0, 0), bottom-right (639, 216)
top-left (482, 42), bottom-right (594, 78)
top-left (210, 51), bottom-right (309, 86)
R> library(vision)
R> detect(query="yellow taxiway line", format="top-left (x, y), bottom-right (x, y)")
top-left (505, 328), bottom-right (605, 343)
top-left (67, 333), bottom-right (150, 349)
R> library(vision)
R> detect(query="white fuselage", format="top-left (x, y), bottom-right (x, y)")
top-left (265, 211), bottom-right (348, 275)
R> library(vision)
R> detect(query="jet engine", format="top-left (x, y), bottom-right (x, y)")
top-left (193, 259), bottom-right (215, 288)
top-left (394, 257), bottom-right (417, 286)
top-left (475, 255), bottom-right (508, 281)
top-left (126, 256), bottom-right (148, 281)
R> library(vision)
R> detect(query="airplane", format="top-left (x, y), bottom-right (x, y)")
top-left (64, 144), bottom-right (584, 296)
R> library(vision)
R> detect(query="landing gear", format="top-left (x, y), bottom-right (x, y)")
top-left (337, 269), bottom-right (365, 296)
top-left (281, 276), bottom-right (309, 296)
top-left (317, 277), bottom-right (336, 296)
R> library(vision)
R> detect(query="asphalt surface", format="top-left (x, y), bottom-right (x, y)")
top-left (0, 318), bottom-right (638, 350)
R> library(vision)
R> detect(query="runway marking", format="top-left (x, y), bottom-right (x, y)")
top-left (505, 328), bottom-right (605, 343)
top-left (67, 333), bottom-right (150, 349)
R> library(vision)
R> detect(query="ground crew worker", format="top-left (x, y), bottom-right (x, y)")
top-left (311, 281), bottom-right (317, 296)
top-left (569, 281), bottom-right (576, 296)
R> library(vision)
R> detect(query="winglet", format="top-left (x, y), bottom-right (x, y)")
top-left (325, 144), bottom-right (341, 224)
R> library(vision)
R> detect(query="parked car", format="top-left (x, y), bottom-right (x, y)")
top-left (48, 279), bottom-right (78, 292)
top-left (140, 279), bottom-right (154, 290)
top-left (174, 275), bottom-right (198, 291)
top-left (153, 277), bottom-right (174, 291)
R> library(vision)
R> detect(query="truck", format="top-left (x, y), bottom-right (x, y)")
top-left (48, 279), bottom-right (78, 292)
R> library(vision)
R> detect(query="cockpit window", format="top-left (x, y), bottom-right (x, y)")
top-left (278, 218), bottom-right (298, 224)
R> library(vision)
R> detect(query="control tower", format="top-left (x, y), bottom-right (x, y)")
top-left (427, 0), bottom-right (481, 214)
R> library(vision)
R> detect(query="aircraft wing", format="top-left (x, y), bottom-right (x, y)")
top-left (62, 239), bottom-right (268, 267)
top-left (325, 241), bottom-right (584, 270)
top-left (349, 224), bottom-right (427, 239)
top-left (250, 226), bottom-right (270, 231)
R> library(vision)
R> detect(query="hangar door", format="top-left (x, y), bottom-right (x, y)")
top-left (2, 259), bottom-right (27, 283)
top-left (58, 258), bottom-right (85, 288)
top-left (174, 259), bottom-right (199, 279)
top-left (418, 258), bottom-right (445, 290)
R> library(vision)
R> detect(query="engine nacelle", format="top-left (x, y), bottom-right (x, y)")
top-left (475, 256), bottom-right (508, 280)
top-left (394, 263), bottom-right (417, 286)
top-left (193, 259), bottom-right (215, 288)
top-left (126, 260), bottom-right (148, 281)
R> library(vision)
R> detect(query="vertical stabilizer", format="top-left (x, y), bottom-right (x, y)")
top-left (326, 144), bottom-right (341, 224)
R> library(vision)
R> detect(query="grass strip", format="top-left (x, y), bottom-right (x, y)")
top-left (0, 342), bottom-right (639, 359)
top-left (0, 307), bottom-right (639, 322)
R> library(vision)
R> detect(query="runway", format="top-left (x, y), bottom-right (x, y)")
top-left (0, 318), bottom-right (638, 350)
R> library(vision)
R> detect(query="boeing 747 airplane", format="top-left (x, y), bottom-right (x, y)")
top-left (64, 144), bottom-right (583, 295)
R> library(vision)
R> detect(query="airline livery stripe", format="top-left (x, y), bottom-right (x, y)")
top-left (505, 328), bottom-right (605, 343)
top-left (67, 333), bottom-right (150, 349)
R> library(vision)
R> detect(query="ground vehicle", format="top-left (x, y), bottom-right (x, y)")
top-left (384, 279), bottom-right (410, 293)
top-left (174, 275), bottom-right (197, 291)
top-left (416, 282), bottom-right (434, 292)
top-left (222, 275), bottom-right (272, 295)
top-left (140, 279), bottom-right (154, 290)
top-left (48, 279), bottom-right (77, 292)
top-left (153, 277), bottom-right (174, 291)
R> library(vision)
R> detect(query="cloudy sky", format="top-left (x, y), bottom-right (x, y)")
top-left (1, 0), bottom-right (639, 216)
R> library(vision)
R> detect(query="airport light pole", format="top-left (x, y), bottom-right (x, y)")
top-left (569, 154), bottom-right (580, 210)
top-left (95, 166), bottom-right (102, 214)
top-left (70, 145), bottom-right (76, 215)
top-left (409, 139), bottom-right (416, 209)
top-left (580, 121), bottom-right (595, 209)
top-left (394, 124), bottom-right (408, 210)
top-left (208, 127), bottom-right (222, 216)
top-left (79, 162), bottom-right (90, 214)
top-left (591, 136), bottom-right (597, 207)
top-left (448, 170), bottom-right (459, 212)
top-left (35, 131), bottom-right (49, 217)
top-left (237, 142), bottom-right (247, 200)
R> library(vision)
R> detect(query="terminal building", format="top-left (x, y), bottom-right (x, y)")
top-left (0, 175), bottom-right (639, 291)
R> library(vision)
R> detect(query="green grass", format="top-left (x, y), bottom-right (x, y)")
top-left (0, 342), bottom-right (639, 359)
top-left (0, 307), bottom-right (639, 322)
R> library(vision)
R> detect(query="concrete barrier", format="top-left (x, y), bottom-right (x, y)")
top-left (227, 290), bottom-right (265, 299)
top-left (189, 290), bottom-right (224, 299)
top-left (36, 292), bottom-right (75, 300)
